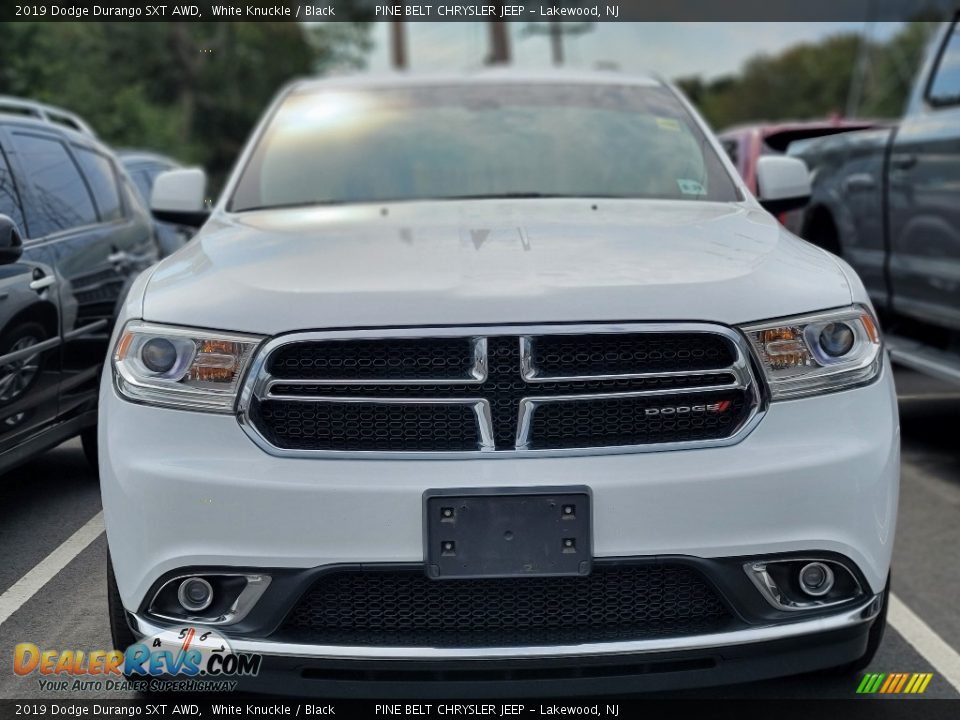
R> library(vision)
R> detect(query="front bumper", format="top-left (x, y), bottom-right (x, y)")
top-left (100, 358), bottom-right (898, 608)
top-left (101, 357), bottom-right (897, 690)
top-left (126, 593), bottom-right (884, 696)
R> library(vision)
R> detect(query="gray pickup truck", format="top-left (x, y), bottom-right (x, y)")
top-left (795, 18), bottom-right (960, 346)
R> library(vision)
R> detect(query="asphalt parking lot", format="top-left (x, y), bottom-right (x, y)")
top-left (0, 365), bottom-right (959, 700)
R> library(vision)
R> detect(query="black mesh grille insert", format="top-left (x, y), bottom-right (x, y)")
top-left (530, 333), bottom-right (735, 376)
top-left (528, 391), bottom-right (749, 450)
top-left (268, 338), bottom-right (476, 381)
top-left (276, 565), bottom-right (734, 647)
top-left (252, 401), bottom-right (480, 452)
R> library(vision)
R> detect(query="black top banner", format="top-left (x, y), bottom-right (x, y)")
top-left (2, 0), bottom-right (957, 23)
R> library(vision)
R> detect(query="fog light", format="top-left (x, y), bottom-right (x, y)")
top-left (177, 577), bottom-right (214, 612)
top-left (799, 562), bottom-right (834, 597)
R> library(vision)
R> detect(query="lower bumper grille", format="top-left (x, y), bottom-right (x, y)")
top-left (276, 565), bottom-right (734, 648)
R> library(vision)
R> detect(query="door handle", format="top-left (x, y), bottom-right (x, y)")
top-left (891, 153), bottom-right (917, 171)
top-left (108, 250), bottom-right (131, 265)
top-left (29, 275), bottom-right (56, 291)
top-left (843, 173), bottom-right (876, 192)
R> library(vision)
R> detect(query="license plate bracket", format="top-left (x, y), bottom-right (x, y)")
top-left (424, 487), bottom-right (591, 580)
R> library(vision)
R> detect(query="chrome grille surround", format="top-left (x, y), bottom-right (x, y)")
top-left (237, 323), bottom-right (766, 459)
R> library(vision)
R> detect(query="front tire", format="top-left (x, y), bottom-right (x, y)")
top-left (0, 322), bottom-right (46, 404)
top-left (108, 555), bottom-right (137, 652)
top-left (81, 425), bottom-right (99, 475)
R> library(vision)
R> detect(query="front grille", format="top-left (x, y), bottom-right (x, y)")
top-left (252, 401), bottom-right (480, 452)
top-left (276, 565), bottom-right (734, 647)
top-left (529, 390), bottom-right (746, 450)
top-left (269, 337), bottom-right (478, 381)
top-left (529, 332), bottom-right (735, 377)
top-left (243, 325), bottom-right (760, 454)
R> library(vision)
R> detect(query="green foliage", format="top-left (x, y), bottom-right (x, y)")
top-left (678, 22), bottom-right (938, 131)
top-left (0, 19), bottom-right (370, 189)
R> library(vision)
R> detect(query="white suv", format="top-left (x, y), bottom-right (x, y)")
top-left (100, 73), bottom-right (898, 696)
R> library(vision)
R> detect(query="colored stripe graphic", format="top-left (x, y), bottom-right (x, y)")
top-left (857, 672), bottom-right (933, 694)
top-left (879, 674), bottom-right (896, 693)
top-left (894, 673), bottom-right (910, 693)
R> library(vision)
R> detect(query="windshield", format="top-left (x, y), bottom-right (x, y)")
top-left (229, 82), bottom-right (741, 211)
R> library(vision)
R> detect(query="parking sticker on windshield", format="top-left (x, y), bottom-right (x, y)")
top-left (677, 179), bottom-right (707, 195)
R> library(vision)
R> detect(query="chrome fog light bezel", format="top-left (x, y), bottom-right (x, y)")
top-left (147, 573), bottom-right (271, 626)
top-left (744, 557), bottom-right (863, 612)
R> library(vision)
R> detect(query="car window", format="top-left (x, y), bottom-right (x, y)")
top-left (231, 83), bottom-right (741, 211)
top-left (0, 146), bottom-right (25, 232)
top-left (74, 146), bottom-right (124, 222)
top-left (130, 169), bottom-right (153, 202)
top-left (928, 20), bottom-right (960, 106)
top-left (720, 139), bottom-right (739, 167)
top-left (10, 132), bottom-right (97, 238)
top-left (120, 171), bottom-right (148, 216)
top-left (148, 163), bottom-right (175, 179)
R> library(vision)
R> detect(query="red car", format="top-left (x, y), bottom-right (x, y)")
top-left (718, 119), bottom-right (877, 196)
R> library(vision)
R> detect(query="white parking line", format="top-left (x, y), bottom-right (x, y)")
top-left (889, 592), bottom-right (960, 693)
top-left (0, 511), bottom-right (104, 627)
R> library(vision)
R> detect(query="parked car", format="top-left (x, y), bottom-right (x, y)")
top-left (792, 18), bottom-right (960, 338)
top-left (117, 150), bottom-right (194, 257)
top-left (101, 72), bottom-right (897, 695)
top-left (0, 97), bottom-right (158, 474)
top-left (718, 119), bottom-right (878, 220)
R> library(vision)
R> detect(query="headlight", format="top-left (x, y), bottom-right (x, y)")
top-left (741, 305), bottom-right (882, 400)
top-left (112, 322), bottom-right (264, 412)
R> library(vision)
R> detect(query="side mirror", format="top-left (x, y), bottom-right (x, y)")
top-left (150, 168), bottom-right (210, 228)
top-left (756, 156), bottom-right (812, 214)
top-left (0, 214), bottom-right (24, 265)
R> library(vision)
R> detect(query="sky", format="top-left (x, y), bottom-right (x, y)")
top-left (361, 22), bottom-right (905, 80)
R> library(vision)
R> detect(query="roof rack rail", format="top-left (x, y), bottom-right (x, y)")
top-left (0, 96), bottom-right (96, 137)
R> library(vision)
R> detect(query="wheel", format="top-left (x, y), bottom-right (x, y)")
top-left (0, 322), bottom-right (46, 404)
top-left (81, 425), bottom-right (99, 474)
top-left (108, 555), bottom-right (138, 652)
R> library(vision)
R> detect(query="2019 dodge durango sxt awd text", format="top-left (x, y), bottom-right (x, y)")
top-left (99, 73), bottom-right (899, 696)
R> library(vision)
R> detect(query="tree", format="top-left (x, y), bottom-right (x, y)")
top-left (677, 22), bottom-right (939, 131)
top-left (0, 18), bottom-right (371, 188)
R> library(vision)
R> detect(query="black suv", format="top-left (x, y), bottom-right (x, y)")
top-left (0, 97), bottom-right (158, 474)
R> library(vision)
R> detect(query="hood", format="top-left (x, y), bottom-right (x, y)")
top-left (142, 199), bottom-right (852, 335)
